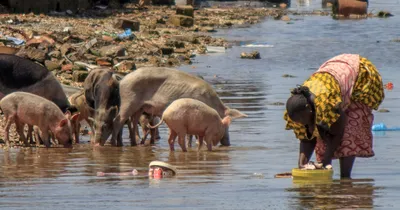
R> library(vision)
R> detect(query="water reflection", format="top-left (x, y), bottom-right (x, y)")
top-left (0, 148), bottom-right (72, 180)
top-left (287, 179), bottom-right (380, 209)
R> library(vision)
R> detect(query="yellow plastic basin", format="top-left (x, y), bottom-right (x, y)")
top-left (292, 168), bottom-right (333, 180)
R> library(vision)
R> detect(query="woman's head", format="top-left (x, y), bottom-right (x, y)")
top-left (286, 85), bottom-right (313, 124)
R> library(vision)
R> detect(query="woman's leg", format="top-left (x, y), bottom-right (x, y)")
top-left (340, 156), bottom-right (355, 178)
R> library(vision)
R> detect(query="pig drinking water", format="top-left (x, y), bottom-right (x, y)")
top-left (109, 67), bottom-right (247, 147)
top-left (149, 98), bottom-right (247, 152)
top-left (84, 68), bottom-right (135, 146)
top-left (0, 92), bottom-right (79, 147)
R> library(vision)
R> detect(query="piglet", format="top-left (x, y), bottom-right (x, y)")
top-left (0, 92), bottom-right (79, 147)
top-left (149, 98), bottom-right (247, 152)
top-left (68, 90), bottom-right (95, 144)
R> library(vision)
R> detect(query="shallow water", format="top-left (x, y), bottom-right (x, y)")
top-left (2, 0), bottom-right (400, 209)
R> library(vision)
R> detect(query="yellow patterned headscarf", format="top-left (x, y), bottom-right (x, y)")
top-left (284, 73), bottom-right (342, 140)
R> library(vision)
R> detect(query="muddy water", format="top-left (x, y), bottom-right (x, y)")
top-left (1, 1), bottom-right (400, 209)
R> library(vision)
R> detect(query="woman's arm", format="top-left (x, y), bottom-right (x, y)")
top-left (298, 138), bottom-right (317, 168)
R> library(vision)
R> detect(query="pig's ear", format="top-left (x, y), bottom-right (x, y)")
top-left (225, 108), bottom-right (248, 119)
top-left (71, 113), bottom-right (80, 122)
top-left (59, 118), bottom-right (68, 127)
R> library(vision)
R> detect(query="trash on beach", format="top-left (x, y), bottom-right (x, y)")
top-left (241, 42), bottom-right (274, 48)
top-left (384, 82), bottom-right (393, 90)
top-left (5, 36), bottom-right (25, 45)
top-left (118, 28), bottom-right (135, 40)
top-left (206, 46), bottom-right (226, 53)
top-left (372, 123), bottom-right (400, 131)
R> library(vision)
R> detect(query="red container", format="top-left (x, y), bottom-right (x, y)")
top-left (336, 0), bottom-right (368, 16)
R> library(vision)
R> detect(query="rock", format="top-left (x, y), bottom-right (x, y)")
top-left (378, 108), bottom-right (390, 113)
top-left (201, 27), bottom-right (217, 32)
top-left (161, 47), bottom-right (174, 55)
top-left (84, 53), bottom-right (98, 60)
top-left (102, 35), bottom-right (114, 42)
top-left (48, 50), bottom-right (61, 59)
top-left (26, 35), bottom-right (55, 47)
top-left (44, 60), bottom-right (61, 71)
top-left (279, 3), bottom-right (287, 9)
top-left (99, 45), bottom-right (126, 57)
top-left (96, 57), bottom-right (113, 66)
top-left (114, 18), bottom-right (140, 31)
top-left (172, 35), bottom-right (199, 44)
top-left (61, 73), bottom-right (73, 80)
top-left (176, 5), bottom-right (194, 17)
top-left (62, 64), bottom-right (73, 71)
top-left (377, 11), bottom-right (394, 18)
top-left (16, 48), bottom-right (47, 63)
top-left (240, 51), bottom-right (261, 59)
top-left (73, 71), bottom-right (89, 83)
top-left (114, 60), bottom-right (136, 71)
top-left (281, 15), bottom-right (290, 21)
top-left (174, 48), bottom-right (188, 54)
top-left (169, 15), bottom-right (194, 27)
top-left (60, 43), bottom-right (73, 56)
top-left (166, 40), bottom-right (185, 48)
top-left (166, 57), bottom-right (180, 66)
top-left (282, 74), bottom-right (296, 78)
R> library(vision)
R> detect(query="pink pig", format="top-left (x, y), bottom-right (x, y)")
top-left (149, 98), bottom-right (247, 152)
top-left (0, 92), bottom-right (79, 147)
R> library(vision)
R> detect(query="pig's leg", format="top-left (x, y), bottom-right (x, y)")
top-left (111, 102), bottom-right (136, 147)
top-left (85, 119), bottom-right (95, 144)
top-left (186, 135), bottom-right (193, 148)
top-left (4, 115), bottom-right (14, 147)
top-left (39, 129), bottom-right (51, 148)
top-left (167, 129), bottom-right (177, 151)
top-left (74, 121), bottom-right (80, 144)
top-left (15, 121), bottom-right (28, 146)
top-left (33, 127), bottom-right (41, 147)
top-left (126, 118), bottom-right (133, 139)
top-left (205, 132), bottom-right (213, 151)
top-left (197, 136), bottom-right (204, 151)
top-left (178, 133), bottom-right (187, 152)
top-left (141, 126), bottom-right (150, 144)
top-left (27, 125), bottom-right (34, 144)
top-left (149, 127), bottom-right (156, 145)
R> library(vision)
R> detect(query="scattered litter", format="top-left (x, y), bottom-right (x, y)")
top-left (117, 28), bottom-right (135, 40)
top-left (5, 36), bottom-right (25, 45)
top-left (206, 46), bottom-right (226, 53)
top-left (372, 123), bottom-right (400, 131)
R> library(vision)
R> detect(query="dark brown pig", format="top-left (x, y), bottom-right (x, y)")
top-left (0, 92), bottom-right (80, 147)
top-left (149, 98), bottom-right (247, 151)
top-left (0, 54), bottom-right (71, 112)
top-left (68, 90), bottom-right (95, 144)
top-left (110, 67), bottom-right (247, 147)
top-left (83, 68), bottom-right (135, 146)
